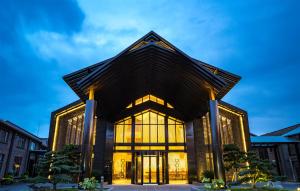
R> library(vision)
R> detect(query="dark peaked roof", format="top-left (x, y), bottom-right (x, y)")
top-left (63, 31), bottom-right (241, 121)
top-left (262, 124), bottom-right (300, 136)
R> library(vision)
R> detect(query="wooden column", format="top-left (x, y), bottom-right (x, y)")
top-left (209, 90), bottom-right (226, 181)
top-left (81, 87), bottom-right (96, 177)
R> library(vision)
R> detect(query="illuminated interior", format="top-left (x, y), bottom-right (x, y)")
top-left (112, 153), bottom-right (132, 184)
top-left (168, 153), bottom-right (188, 184)
top-left (114, 109), bottom-right (185, 147)
top-left (125, 94), bottom-right (174, 109)
top-left (113, 105), bottom-right (187, 184)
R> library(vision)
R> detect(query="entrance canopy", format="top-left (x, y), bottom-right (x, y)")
top-left (64, 31), bottom-right (240, 121)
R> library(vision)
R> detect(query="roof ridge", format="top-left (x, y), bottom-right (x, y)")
top-left (262, 123), bottom-right (300, 136)
top-left (0, 120), bottom-right (43, 142)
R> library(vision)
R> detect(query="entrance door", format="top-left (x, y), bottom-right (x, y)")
top-left (143, 155), bottom-right (157, 184)
top-left (135, 152), bottom-right (165, 184)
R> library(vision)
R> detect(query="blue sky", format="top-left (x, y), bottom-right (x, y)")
top-left (0, 0), bottom-right (299, 138)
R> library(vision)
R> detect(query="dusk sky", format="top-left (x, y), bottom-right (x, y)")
top-left (0, 0), bottom-right (299, 138)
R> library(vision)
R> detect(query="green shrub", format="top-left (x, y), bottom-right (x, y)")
top-left (202, 170), bottom-right (214, 181)
top-left (79, 177), bottom-right (99, 191)
top-left (1, 174), bottom-right (14, 185)
top-left (204, 179), bottom-right (225, 190)
top-left (91, 170), bottom-right (102, 181)
top-left (26, 175), bottom-right (48, 184)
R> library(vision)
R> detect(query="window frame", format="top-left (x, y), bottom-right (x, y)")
top-left (0, 128), bottom-right (9, 144)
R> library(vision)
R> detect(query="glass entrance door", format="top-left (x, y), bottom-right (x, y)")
top-left (143, 155), bottom-right (157, 184)
top-left (135, 152), bottom-right (165, 184)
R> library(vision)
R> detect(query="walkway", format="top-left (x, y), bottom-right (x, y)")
top-left (110, 184), bottom-right (193, 191)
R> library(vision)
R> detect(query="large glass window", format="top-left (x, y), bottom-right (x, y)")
top-left (168, 117), bottom-right (185, 143)
top-left (65, 114), bottom-right (84, 145)
top-left (115, 118), bottom-right (132, 143)
top-left (135, 110), bottom-right (165, 143)
top-left (126, 94), bottom-right (174, 109)
top-left (168, 152), bottom-right (188, 184)
top-left (219, 115), bottom-right (233, 145)
top-left (112, 153), bottom-right (132, 184)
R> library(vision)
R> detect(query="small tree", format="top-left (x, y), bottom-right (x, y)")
top-left (32, 145), bottom-right (81, 190)
top-left (223, 144), bottom-right (245, 182)
top-left (61, 144), bottom-right (81, 181)
top-left (239, 151), bottom-right (273, 188)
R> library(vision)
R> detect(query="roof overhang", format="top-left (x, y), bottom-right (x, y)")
top-left (63, 31), bottom-right (241, 121)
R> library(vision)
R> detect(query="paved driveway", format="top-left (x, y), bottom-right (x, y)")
top-left (110, 184), bottom-right (193, 191)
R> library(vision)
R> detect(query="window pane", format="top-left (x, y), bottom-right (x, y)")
top-left (150, 124), bottom-right (157, 143)
top-left (150, 95), bottom-right (157, 102)
top-left (158, 115), bottom-right (164, 124)
top-left (135, 124), bottom-right (142, 143)
top-left (168, 118), bottom-right (175, 125)
top-left (157, 98), bottom-right (164, 105)
top-left (176, 124), bottom-right (184, 143)
top-left (168, 153), bottom-right (188, 184)
top-left (168, 125), bottom-right (176, 143)
top-left (143, 124), bottom-right (150, 143)
top-left (126, 103), bottom-right (132, 109)
top-left (124, 123), bottom-right (131, 143)
top-left (143, 112), bottom-right (149, 124)
top-left (116, 124), bottom-right (123, 143)
top-left (158, 125), bottom-right (165, 143)
top-left (150, 112), bottom-right (157, 124)
top-left (143, 95), bottom-right (150, 102)
top-left (135, 114), bottom-right (142, 125)
top-left (135, 98), bottom-right (143, 105)
top-left (112, 153), bottom-right (132, 184)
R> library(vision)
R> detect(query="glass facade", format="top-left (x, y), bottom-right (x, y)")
top-left (113, 95), bottom-right (187, 184)
top-left (52, 95), bottom-right (248, 184)
top-left (65, 114), bottom-right (84, 145)
top-left (126, 94), bottom-right (174, 109)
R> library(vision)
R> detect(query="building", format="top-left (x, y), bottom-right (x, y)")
top-left (251, 124), bottom-right (300, 181)
top-left (48, 31), bottom-right (250, 184)
top-left (0, 120), bottom-right (47, 178)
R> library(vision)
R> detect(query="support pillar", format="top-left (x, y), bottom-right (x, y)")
top-left (209, 90), bottom-right (226, 181)
top-left (81, 88), bottom-right (96, 177)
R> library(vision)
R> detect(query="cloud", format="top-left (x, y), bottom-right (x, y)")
top-left (0, 0), bottom-right (84, 137)
top-left (0, 0), bottom-right (299, 137)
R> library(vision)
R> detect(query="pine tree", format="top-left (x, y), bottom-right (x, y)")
top-left (239, 151), bottom-right (273, 188)
top-left (223, 144), bottom-right (245, 182)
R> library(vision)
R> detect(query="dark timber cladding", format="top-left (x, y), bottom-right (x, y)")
top-left (63, 31), bottom-right (240, 121)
